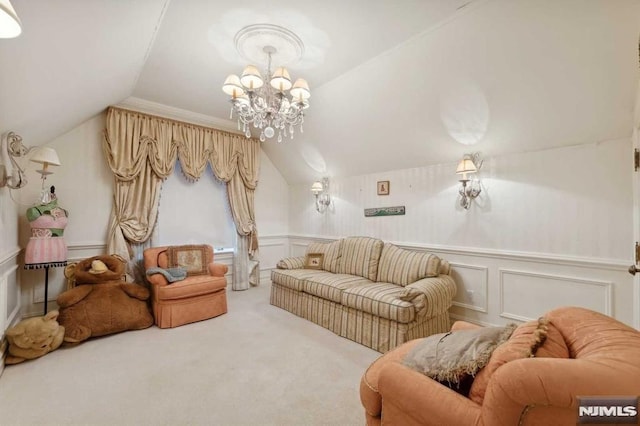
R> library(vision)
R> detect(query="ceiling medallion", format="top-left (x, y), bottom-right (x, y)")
top-left (234, 23), bottom-right (305, 66)
top-left (222, 24), bottom-right (311, 142)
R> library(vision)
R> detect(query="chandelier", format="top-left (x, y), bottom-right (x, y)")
top-left (222, 24), bottom-right (311, 143)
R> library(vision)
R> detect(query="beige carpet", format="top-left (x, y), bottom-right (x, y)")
top-left (0, 281), bottom-right (379, 425)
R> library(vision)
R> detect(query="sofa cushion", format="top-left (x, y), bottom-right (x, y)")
top-left (338, 237), bottom-right (384, 281)
top-left (306, 240), bottom-right (342, 273)
top-left (468, 317), bottom-right (556, 404)
top-left (276, 256), bottom-right (306, 270)
top-left (304, 274), bottom-right (374, 304)
top-left (376, 244), bottom-right (441, 286)
top-left (341, 283), bottom-right (418, 323)
top-left (271, 269), bottom-right (335, 292)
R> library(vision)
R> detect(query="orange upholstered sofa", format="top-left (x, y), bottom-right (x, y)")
top-left (143, 245), bottom-right (228, 328)
top-left (360, 306), bottom-right (640, 425)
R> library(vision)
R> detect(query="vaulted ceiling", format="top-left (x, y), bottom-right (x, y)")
top-left (1, 0), bottom-right (639, 184)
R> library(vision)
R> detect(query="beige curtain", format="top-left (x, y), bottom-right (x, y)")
top-left (103, 107), bottom-right (261, 289)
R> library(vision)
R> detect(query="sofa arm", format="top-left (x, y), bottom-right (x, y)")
top-left (209, 262), bottom-right (228, 277)
top-left (378, 362), bottom-right (482, 425)
top-left (482, 357), bottom-right (640, 426)
top-left (405, 275), bottom-right (457, 318)
top-left (276, 256), bottom-right (306, 270)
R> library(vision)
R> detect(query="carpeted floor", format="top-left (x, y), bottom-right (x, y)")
top-left (0, 281), bottom-right (379, 426)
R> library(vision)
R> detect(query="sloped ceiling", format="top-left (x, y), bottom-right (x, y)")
top-left (1, 0), bottom-right (639, 184)
top-left (0, 0), bottom-right (168, 147)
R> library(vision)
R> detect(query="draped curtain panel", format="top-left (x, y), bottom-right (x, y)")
top-left (103, 107), bottom-right (261, 290)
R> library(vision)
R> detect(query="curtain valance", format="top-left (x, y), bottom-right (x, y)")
top-left (103, 107), bottom-right (259, 184)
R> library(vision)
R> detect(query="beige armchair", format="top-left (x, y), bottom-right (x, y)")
top-left (143, 245), bottom-right (228, 328)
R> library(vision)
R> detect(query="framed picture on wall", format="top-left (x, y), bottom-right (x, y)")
top-left (377, 181), bottom-right (390, 195)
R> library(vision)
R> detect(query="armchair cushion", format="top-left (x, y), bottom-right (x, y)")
top-left (154, 274), bottom-right (227, 301)
top-left (166, 244), bottom-right (212, 276)
top-left (403, 324), bottom-right (517, 385)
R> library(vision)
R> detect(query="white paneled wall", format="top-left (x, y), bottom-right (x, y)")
top-left (288, 139), bottom-right (636, 327)
top-left (0, 170), bottom-right (22, 375)
top-left (0, 249), bottom-right (20, 376)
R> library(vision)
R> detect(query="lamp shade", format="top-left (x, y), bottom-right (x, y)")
top-left (240, 65), bottom-right (264, 89)
top-left (270, 67), bottom-right (292, 91)
top-left (455, 158), bottom-right (477, 175)
top-left (222, 74), bottom-right (245, 98)
top-left (30, 147), bottom-right (61, 176)
top-left (0, 0), bottom-right (21, 38)
top-left (290, 78), bottom-right (311, 100)
top-left (311, 181), bottom-right (323, 194)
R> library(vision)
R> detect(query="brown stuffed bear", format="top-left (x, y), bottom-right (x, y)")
top-left (56, 255), bottom-right (153, 344)
top-left (5, 310), bottom-right (65, 364)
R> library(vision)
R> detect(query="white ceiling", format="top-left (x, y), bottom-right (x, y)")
top-left (1, 0), bottom-right (639, 184)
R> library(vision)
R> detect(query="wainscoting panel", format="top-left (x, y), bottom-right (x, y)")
top-left (290, 242), bottom-right (308, 257)
top-left (258, 236), bottom-right (288, 271)
top-left (0, 248), bottom-right (20, 377)
top-left (450, 263), bottom-right (488, 313)
top-left (256, 237), bottom-right (288, 284)
top-left (499, 269), bottom-right (613, 322)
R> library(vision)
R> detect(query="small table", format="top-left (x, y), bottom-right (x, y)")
top-left (24, 261), bottom-right (67, 315)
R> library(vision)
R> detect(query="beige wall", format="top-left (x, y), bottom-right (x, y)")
top-left (287, 138), bottom-right (636, 326)
top-left (289, 139), bottom-right (632, 260)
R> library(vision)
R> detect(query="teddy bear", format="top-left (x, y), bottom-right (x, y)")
top-left (56, 254), bottom-right (154, 344)
top-left (5, 310), bottom-right (65, 364)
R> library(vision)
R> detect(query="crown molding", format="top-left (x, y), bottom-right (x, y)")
top-left (116, 97), bottom-right (240, 134)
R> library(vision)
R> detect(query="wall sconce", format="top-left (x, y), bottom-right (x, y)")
top-left (311, 177), bottom-right (331, 213)
top-left (456, 152), bottom-right (482, 210)
top-left (1, 131), bottom-right (61, 203)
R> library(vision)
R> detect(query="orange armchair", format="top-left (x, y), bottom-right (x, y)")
top-left (143, 245), bottom-right (228, 328)
top-left (360, 307), bottom-right (640, 425)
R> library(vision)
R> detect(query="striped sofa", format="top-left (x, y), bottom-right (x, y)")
top-left (270, 237), bottom-right (457, 353)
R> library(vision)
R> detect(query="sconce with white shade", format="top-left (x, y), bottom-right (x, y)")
top-left (30, 146), bottom-right (61, 203)
top-left (0, 0), bottom-right (22, 38)
top-left (1, 131), bottom-right (61, 203)
top-left (456, 152), bottom-right (482, 210)
top-left (311, 177), bottom-right (331, 213)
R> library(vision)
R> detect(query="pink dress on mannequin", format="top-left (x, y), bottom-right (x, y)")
top-left (24, 188), bottom-right (68, 267)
